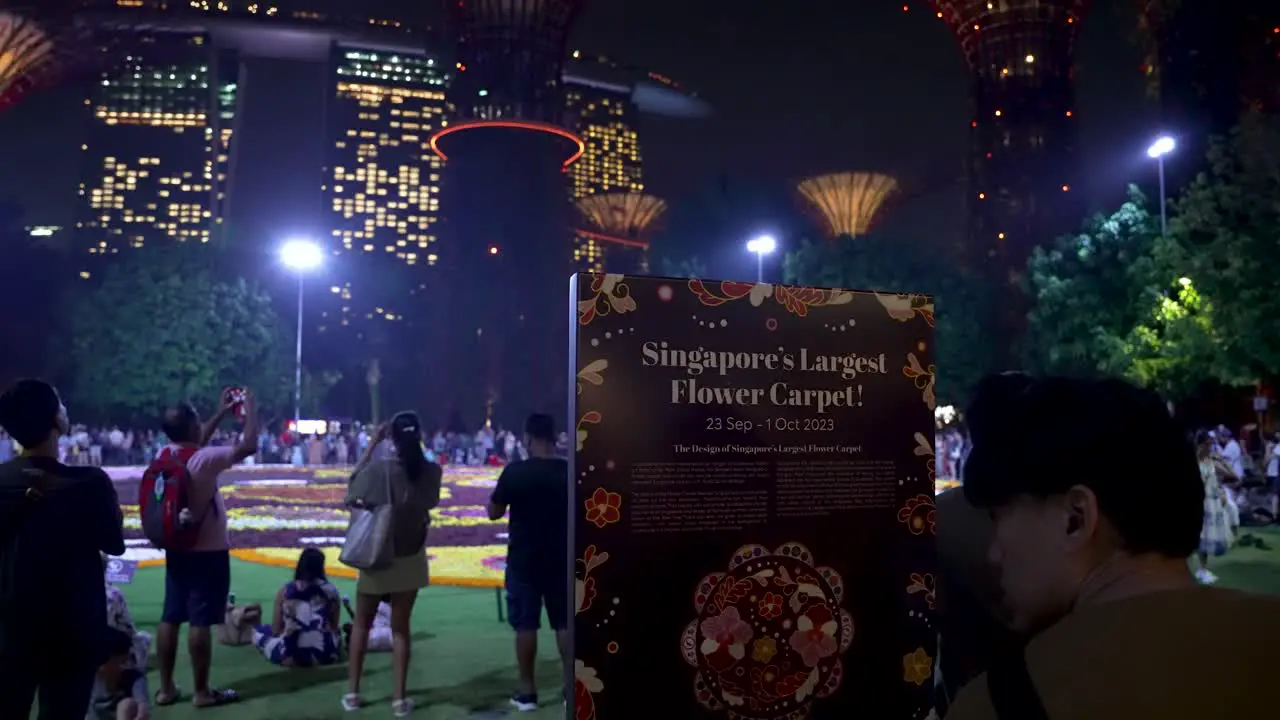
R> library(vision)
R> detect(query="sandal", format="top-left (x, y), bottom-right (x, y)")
top-left (155, 688), bottom-right (182, 707)
top-left (194, 688), bottom-right (239, 708)
top-left (341, 693), bottom-right (363, 712)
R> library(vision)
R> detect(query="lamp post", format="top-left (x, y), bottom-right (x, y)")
top-left (279, 239), bottom-right (324, 431)
top-left (1146, 136), bottom-right (1176, 236)
top-left (746, 235), bottom-right (777, 283)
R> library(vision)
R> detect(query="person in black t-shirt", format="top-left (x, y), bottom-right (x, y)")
top-left (0, 378), bottom-right (126, 719)
top-left (488, 413), bottom-right (569, 712)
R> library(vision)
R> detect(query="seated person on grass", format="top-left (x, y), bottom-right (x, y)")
top-left (253, 548), bottom-right (343, 666)
top-left (88, 628), bottom-right (149, 720)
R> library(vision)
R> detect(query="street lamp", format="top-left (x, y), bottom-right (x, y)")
top-left (280, 239), bottom-right (324, 430)
top-left (746, 234), bottom-right (777, 283)
top-left (1147, 136), bottom-right (1176, 236)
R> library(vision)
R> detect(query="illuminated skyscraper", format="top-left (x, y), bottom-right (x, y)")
top-left (563, 56), bottom-right (645, 272)
top-left (77, 30), bottom-right (236, 265)
top-left (320, 44), bottom-right (448, 336)
top-left (933, 1), bottom-right (1087, 278)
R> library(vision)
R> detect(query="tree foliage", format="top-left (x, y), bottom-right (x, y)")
top-left (783, 234), bottom-right (993, 406)
top-left (1024, 185), bottom-right (1250, 400)
top-left (659, 255), bottom-right (708, 279)
top-left (1167, 112), bottom-right (1280, 380)
top-left (68, 247), bottom-right (303, 422)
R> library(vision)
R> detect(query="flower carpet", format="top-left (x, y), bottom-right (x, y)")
top-left (109, 465), bottom-right (509, 588)
top-left (108, 464), bottom-right (962, 588)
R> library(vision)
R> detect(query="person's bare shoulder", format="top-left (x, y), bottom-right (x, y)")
top-left (188, 445), bottom-right (239, 478)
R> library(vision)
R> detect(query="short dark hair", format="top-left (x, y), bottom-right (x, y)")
top-left (962, 373), bottom-right (1202, 558)
top-left (525, 413), bottom-right (554, 442)
top-left (161, 402), bottom-right (199, 443)
top-left (0, 378), bottom-right (61, 448)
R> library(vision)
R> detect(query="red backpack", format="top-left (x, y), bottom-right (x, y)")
top-left (138, 445), bottom-right (206, 550)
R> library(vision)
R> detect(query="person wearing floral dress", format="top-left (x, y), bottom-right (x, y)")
top-left (1196, 431), bottom-right (1234, 584)
top-left (253, 548), bottom-right (342, 666)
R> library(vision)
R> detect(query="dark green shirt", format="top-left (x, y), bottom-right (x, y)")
top-left (491, 457), bottom-right (567, 577)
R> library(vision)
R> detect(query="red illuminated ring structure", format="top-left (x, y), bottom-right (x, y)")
top-left (574, 228), bottom-right (650, 250)
top-left (429, 119), bottom-right (586, 169)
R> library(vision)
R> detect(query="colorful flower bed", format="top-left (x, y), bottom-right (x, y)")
top-left (114, 465), bottom-right (507, 587)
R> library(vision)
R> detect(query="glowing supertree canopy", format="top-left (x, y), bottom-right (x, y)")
top-left (796, 172), bottom-right (898, 239)
top-left (0, 9), bottom-right (57, 111)
top-left (451, 0), bottom-right (587, 125)
top-left (933, 1), bottom-right (1087, 73)
top-left (574, 192), bottom-right (668, 240)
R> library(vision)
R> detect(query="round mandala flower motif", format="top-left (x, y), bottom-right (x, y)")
top-left (681, 543), bottom-right (854, 717)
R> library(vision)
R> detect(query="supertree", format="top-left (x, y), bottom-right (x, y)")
top-left (932, 0), bottom-right (1088, 274)
top-left (796, 172), bottom-right (898, 239)
top-left (573, 192), bottom-right (667, 273)
top-left (0, 4), bottom-right (78, 112)
top-left (429, 0), bottom-right (587, 425)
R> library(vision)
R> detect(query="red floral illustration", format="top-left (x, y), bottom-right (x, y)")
top-left (574, 660), bottom-right (603, 719)
top-left (789, 604), bottom-right (839, 667)
top-left (576, 544), bottom-right (609, 615)
top-left (687, 278), bottom-right (856, 317)
top-left (897, 494), bottom-right (937, 536)
top-left (577, 273), bottom-right (636, 326)
top-left (907, 572), bottom-right (938, 610)
top-left (875, 292), bottom-right (936, 327)
top-left (756, 591), bottom-right (783, 619)
top-left (682, 543), bottom-right (853, 716)
top-left (584, 488), bottom-right (621, 528)
top-left (903, 352), bottom-right (937, 411)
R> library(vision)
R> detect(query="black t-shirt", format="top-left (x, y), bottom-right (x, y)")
top-left (491, 457), bottom-right (568, 577)
top-left (0, 456), bottom-right (125, 667)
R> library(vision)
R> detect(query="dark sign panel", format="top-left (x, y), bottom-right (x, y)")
top-left (569, 274), bottom-right (937, 720)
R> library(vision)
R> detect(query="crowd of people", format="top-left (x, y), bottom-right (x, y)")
top-left (0, 420), bottom-right (569, 469)
top-left (3, 373), bottom-right (1280, 719)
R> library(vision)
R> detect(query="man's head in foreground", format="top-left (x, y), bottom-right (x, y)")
top-left (524, 413), bottom-right (555, 456)
top-left (962, 374), bottom-right (1202, 634)
top-left (0, 379), bottom-right (70, 452)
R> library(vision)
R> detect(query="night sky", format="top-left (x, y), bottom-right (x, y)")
top-left (1, 0), bottom-right (1157, 281)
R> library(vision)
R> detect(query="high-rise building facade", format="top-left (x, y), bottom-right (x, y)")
top-left (564, 56), bottom-right (646, 273)
top-left (319, 44), bottom-right (448, 335)
top-left (77, 30), bottom-right (235, 267)
top-left (934, 0), bottom-right (1087, 279)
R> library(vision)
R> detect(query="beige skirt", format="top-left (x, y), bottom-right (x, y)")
top-left (356, 552), bottom-right (430, 596)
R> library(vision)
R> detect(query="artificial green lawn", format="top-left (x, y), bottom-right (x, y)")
top-left (45, 527), bottom-right (1280, 719)
top-left (110, 559), bottom-right (565, 720)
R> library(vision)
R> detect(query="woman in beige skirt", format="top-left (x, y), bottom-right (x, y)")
top-left (341, 413), bottom-right (442, 716)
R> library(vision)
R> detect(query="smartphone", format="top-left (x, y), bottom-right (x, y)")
top-left (224, 387), bottom-right (247, 419)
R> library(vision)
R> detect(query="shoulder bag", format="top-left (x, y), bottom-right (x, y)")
top-left (339, 464), bottom-right (396, 571)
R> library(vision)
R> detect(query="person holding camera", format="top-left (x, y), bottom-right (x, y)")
top-left (153, 390), bottom-right (258, 709)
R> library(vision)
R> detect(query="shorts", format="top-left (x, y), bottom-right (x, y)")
top-left (162, 550), bottom-right (231, 627)
top-left (505, 567), bottom-right (568, 633)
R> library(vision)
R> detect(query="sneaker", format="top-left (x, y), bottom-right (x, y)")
top-left (392, 698), bottom-right (414, 717)
top-left (1194, 568), bottom-right (1219, 585)
top-left (341, 693), bottom-right (362, 712)
top-left (509, 693), bottom-right (539, 712)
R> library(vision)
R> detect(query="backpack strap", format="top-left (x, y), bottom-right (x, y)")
top-left (987, 645), bottom-right (1048, 720)
top-left (164, 445), bottom-right (219, 520)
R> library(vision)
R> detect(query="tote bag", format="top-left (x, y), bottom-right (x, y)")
top-left (339, 466), bottom-right (395, 571)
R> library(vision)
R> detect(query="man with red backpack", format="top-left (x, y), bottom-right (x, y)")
top-left (147, 390), bottom-right (258, 709)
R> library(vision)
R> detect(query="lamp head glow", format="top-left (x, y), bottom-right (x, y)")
top-left (746, 235), bottom-right (778, 255)
top-left (280, 239), bottom-right (324, 272)
top-left (1147, 136), bottom-right (1176, 159)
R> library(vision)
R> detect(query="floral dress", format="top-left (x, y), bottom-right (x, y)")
top-left (253, 580), bottom-right (342, 666)
top-left (1200, 459), bottom-right (1233, 556)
